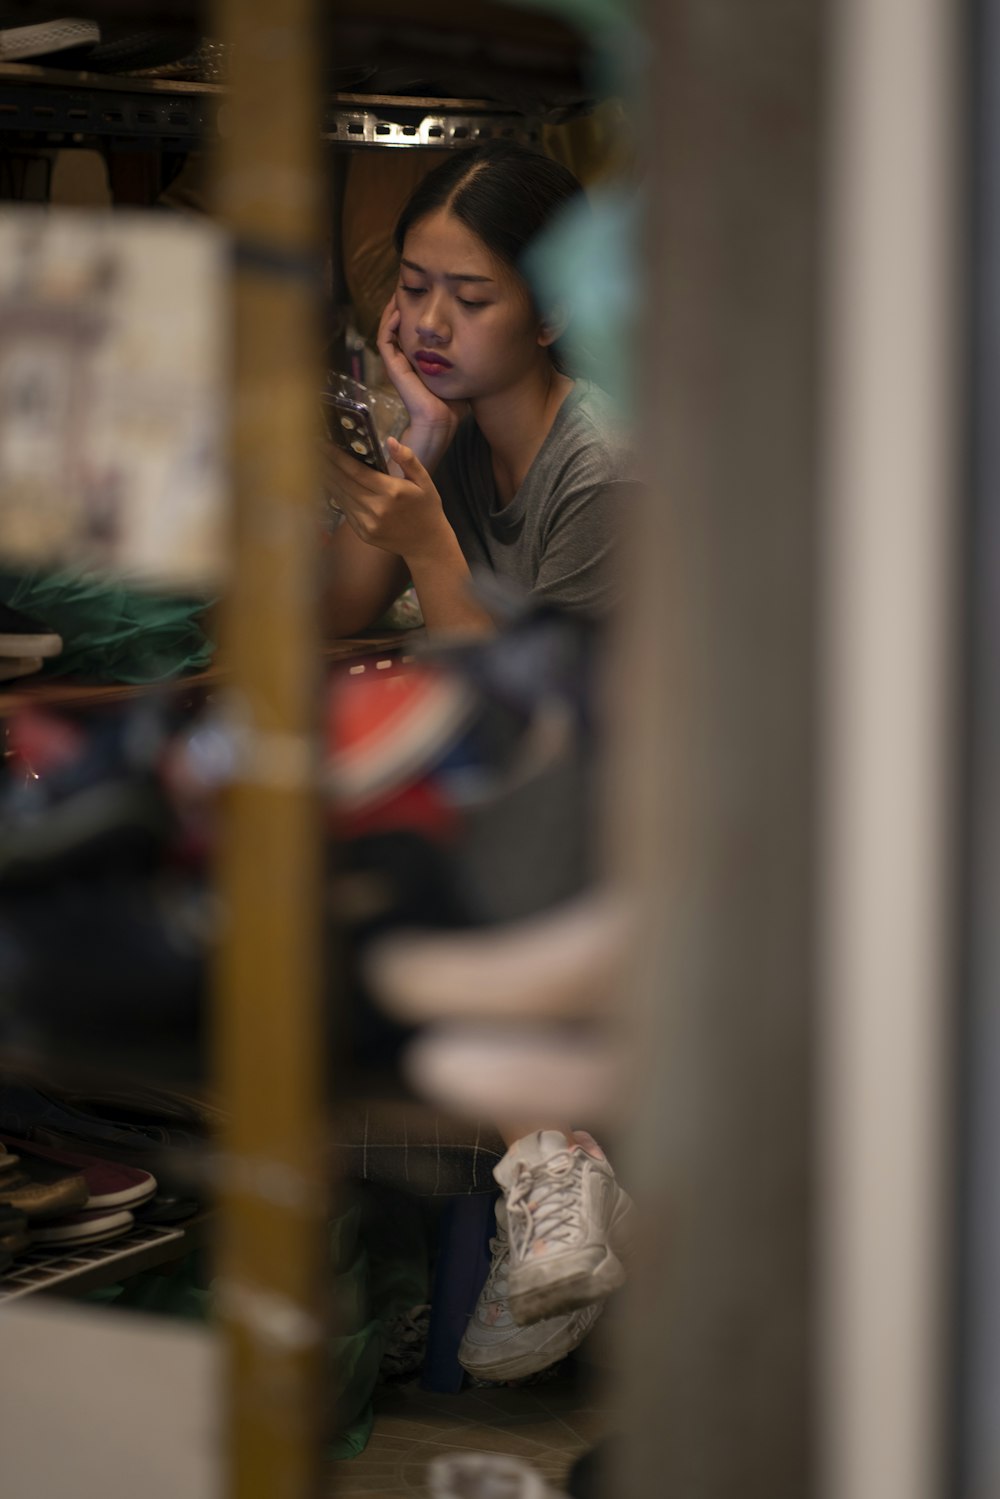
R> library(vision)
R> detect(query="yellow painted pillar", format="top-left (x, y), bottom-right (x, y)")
top-left (211, 2), bottom-right (327, 1496)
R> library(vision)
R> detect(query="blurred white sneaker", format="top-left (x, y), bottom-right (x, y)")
top-left (495, 1130), bottom-right (634, 1326)
top-left (458, 1199), bottom-right (603, 1383)
top-left (364, 888), bottom-right (631, 1022)
top-left (427, 1449), bottom-right (551, 1498)
top-left (404, 1023), bottom-right (624, 1126)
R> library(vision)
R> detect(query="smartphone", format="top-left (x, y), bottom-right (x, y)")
top-left (321, 388), bottom-right (389, 474)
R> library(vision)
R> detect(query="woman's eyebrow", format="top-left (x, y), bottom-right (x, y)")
top-left (401, 257), bottom-right (494, 284)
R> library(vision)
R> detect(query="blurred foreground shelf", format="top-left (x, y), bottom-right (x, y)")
top-left (0, 629), bottom-right (420, 718)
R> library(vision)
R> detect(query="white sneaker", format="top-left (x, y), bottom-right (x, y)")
top-left (458, 1199), bottom-right (603, 1382)
top-left (495, 1130), bottom-right (634, 1326)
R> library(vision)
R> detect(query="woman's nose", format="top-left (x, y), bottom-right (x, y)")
top-left (416, 294), bottom-right (450, 344)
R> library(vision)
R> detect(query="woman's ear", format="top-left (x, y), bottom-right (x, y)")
top-left (537, 304), bottom-right (570, 349)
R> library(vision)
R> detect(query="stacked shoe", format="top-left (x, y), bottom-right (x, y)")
top-left (0, 1133), bottom-right (156, 1251)
top-left (0, 601), bottom-right (62, 683)
top-left (29, 1206), bottom-right (135, 1249)
top-left (0, 1137), bottom-right (87, 1220)
top-left (0, 1134), bottom-right (157, 1208)
top-left (0, 700), bottom-right (206, 1079)
top-left (0, 1084), bottom-right (190, 1186)
top-left (0, 702), bottom-right (172, 886)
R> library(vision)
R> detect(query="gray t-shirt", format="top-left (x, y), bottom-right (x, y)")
top-left (434, 380), bottom-right (638, 617)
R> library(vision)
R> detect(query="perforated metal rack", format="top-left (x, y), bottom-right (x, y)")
top-left (0, 63), bottom-right (542, 149)
top-left (320, 95), bottom-right (542, 149)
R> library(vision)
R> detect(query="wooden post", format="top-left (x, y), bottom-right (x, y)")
top-left (610, 2), bottom-right (822, 1494)
top-left (211, 2), bottom-right (326, 1496)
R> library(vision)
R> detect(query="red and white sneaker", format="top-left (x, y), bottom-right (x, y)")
top-left (326, 663), bottom-right (473, 812)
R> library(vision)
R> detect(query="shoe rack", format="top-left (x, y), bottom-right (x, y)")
top-left (0, 5), bottom-right (564, 1492)
top-left (0, 1221), bottom-right (195, 1304)
top-left (0, 4), bottom-right (964, 1499)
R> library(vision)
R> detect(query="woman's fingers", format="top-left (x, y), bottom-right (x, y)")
top-left (377, 298), bottom-right (404, 365)
top-left (377, 306), bottom-right (400, 343)
top-left (385, 436), bottom-right (426, 485)
top-left (322, 440), bottom-right (384, 496)
top-left (319, 429), bottom-right (447, 558)
top-left (378, 291), bottom-right (400, 329)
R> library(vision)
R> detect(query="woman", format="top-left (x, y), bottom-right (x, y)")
top-left (324, 142), bottom-right (635, 1382)
top-left (321, 139), bottom-right (638, 636)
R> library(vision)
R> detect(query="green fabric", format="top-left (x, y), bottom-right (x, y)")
top-left (86, 1251), bottom-right (211, 1320)
top-left (0, 569), bottom-right (214, 683)
top-left (82, 1188), bottom-right (429, 1463)
top-left (329, 1187), bottom-right (429, 1462)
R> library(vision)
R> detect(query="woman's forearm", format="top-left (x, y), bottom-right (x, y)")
top-left (405, 529), bottom-right (495, 637)
top-left (319, 524), bottom-right (409, 638)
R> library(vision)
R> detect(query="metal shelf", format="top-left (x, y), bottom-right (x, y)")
top-left (0, 77), bottom-right (216, 148)
top-left (321, 105), bottom-right (541, 150)
top-left (0, 1220), bottom-right (206, 1304)
top-left (0, 62), bottom-right (541, 149)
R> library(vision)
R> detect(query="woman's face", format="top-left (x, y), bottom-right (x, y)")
top-left (396, 209), bottom-right (550, 401)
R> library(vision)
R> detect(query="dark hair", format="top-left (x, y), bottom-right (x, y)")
top-left (393, 141), bottom-right (585, 365)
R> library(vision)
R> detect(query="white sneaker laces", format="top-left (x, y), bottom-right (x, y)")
top-left (482, 1223), bottom-right (510, 1300)
top-left (507, 1150), bottom-right (583, 1256)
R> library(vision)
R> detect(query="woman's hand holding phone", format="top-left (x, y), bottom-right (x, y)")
top-left (322, 431), bottom-right (454, 566)
top-left (324, 432), bottom-right (492, 635)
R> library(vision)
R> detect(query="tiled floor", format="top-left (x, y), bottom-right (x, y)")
top-left (328, 1364), bottom-right (609, 1497)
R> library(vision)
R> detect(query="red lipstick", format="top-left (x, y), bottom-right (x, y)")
top-left (414, 350), bottom-right (453, 376)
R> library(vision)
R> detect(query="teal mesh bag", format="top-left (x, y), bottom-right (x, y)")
top-left (0, 569), bottom-right (214, 683)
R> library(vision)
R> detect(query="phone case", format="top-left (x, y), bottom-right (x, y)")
top-left (321, 378), bottom-right (389, 474)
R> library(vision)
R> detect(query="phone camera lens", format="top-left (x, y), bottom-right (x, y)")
top-left (341, 416), bottom-right (356, 430)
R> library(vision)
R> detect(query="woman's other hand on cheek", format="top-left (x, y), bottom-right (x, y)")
top-left (321, 436), bottom-right (453, 565)
top-left (377, 295), bottom-right (467, 452)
